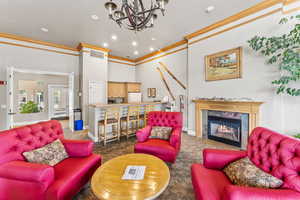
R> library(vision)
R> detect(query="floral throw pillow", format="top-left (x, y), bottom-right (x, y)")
top-left (223, 157), bottom-right (283, 189)
top-left (23, 139), bottom-right (68, 166)
top-left (149, 126), bottom-right (173, 140)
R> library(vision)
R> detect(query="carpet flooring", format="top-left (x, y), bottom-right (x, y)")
top-left (73, 133), bottom-right (237, 200)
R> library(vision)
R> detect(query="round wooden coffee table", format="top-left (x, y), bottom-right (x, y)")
top-left (91, 153), bottom-right (170, 200)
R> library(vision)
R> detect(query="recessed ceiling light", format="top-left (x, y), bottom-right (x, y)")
top-left (41, 27), bottom-right (49, 32)
top-left (150, 47), bottom-right (155, 52)
top-left (151, 37), bottom-right (156, 41)
top-left (103, 42), bottom-right (108, 47)
top-left (111, 35), bottom-right (117, 40)
top-left (134, 50), bottom-right (139, 55)
top-left (132, 41), bottom-right (138, 46)
top-left (91, 15), bottom-right (99, 20)
top-left (205, 6), bottom-right (215, 13)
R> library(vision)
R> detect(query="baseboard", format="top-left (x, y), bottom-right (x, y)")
top-left (187, 129), bottom-right (196, 136)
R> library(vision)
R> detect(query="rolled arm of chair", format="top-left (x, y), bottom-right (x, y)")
top-left (136, 125), bottom-right (152, 143)
top-left (223, 185), bottom-right (300, 200)
top-left (169, 128), bottom-right (182, 150)
top-left (0, 161), bottom-right (54, 188)
top-left (203, 148), bottom-right (247, 170)
top-left (61, 138), bottom-right (93, 157)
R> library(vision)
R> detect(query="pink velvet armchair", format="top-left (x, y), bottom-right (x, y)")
top-left (0, 120), bottom-right (101, 200)
top-left (134, 111), bottom-right (183, 163)
top-left (191, 127), bottom-right (300, 200)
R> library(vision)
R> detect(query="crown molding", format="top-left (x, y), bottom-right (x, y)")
top-left (134, 40), bottom-right (187, 63)
top-left (108, 55), bottom-right (135, 63)
top-left (0, 41), bottom-right (79, 56)
top-left (77, 42), bottom-right (110, 53)
top-left (189, 8), bottom-right (281, 45)
top-left (108, 59), bottom-right (136, 66)
top-left (0, 0), bottom-right (289, 65)
top-left (184, 0), bottom-right (282, 40)
top-left (136, 47), bottom-right (188, 66)
top-left (284, 0), bottom-right (300, 5)
top-left (0, 32), bottom-right (78, 52)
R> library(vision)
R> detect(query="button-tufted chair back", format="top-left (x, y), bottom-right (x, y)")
top-left (0, 120), bottom-right (63, 165)
top-left (248, 127), bottom-right (300, 192)
top-left (147, 111), bottom-right (182, 129)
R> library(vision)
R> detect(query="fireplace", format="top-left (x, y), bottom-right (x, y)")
top-left (203, 110), bottom-right (249, 149)
top-left (208, 115), bottom-right (242, 147)
top-left (193, 100), bottom-right (263, 149)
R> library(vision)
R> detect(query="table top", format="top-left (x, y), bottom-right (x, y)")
top-left (91, 153), bottom-right (170, 200)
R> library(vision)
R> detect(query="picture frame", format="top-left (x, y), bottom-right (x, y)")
top-left (205, 47), bottom-right (242, 81)
top-left (147, 88), bottom-right (156, 98)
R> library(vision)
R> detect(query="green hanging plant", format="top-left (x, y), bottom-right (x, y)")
top-left (248, 14), bottom-right (300, 96)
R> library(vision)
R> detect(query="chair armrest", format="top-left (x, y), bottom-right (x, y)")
top-left (60, 138), bottom-right (93, 157)
top-left (136, 125), bottom-right (152, 142)
top-left (0, 161), bottom-right (54, 188)
top-left (223, 185), bottom-right (300, 200)
top-left (169, 128), bottom-right (182, 150)
top-left (203, 148), bottom-right (247, 170)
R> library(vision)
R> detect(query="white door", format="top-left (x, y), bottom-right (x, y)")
top-left (48, 85), bottom-right (69, 119)
top-left (68, 73), bottom-right (74, 131)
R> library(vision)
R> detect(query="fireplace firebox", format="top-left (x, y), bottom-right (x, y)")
top-left (207, 115), bottom-right (242, 147)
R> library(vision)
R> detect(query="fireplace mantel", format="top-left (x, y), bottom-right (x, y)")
top-left (192, 100), bottom-right (264, 138)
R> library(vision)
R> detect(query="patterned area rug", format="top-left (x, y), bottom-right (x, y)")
top-left (74, 133), bottom-right (237, 200)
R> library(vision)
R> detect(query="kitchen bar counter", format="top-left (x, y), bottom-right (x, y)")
top-left (88, 102), bottom-right (166, 142)
top-left (89, 101), bottom-right (163, 108)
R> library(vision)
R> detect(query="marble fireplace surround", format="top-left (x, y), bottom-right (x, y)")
top-left (193, 99), bottom-right (264, 149)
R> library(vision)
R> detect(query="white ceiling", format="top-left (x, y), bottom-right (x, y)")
top-left (0, 0), bottom-right (262, 59)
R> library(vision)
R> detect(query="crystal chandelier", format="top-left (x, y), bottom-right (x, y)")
top-left (104, 0), bottom-right (169, 32)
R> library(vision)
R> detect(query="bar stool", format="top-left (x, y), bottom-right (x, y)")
top-left (121, 106), bottom-right (140, 139)
top-left (141, 104), bottom-right (155, 128)
top-left (98, 107), bottom-right (120, 146)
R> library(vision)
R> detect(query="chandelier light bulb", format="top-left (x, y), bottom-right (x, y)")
top-left (105, 1), bottom-right (117, 16)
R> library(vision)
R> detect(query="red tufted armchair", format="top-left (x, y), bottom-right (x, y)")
top-left (0, 120), bottom-right (101, 200)
top-left (134, 111), bottom-right (183, 163)
top-left (191, 127), bottom-right (300, 200)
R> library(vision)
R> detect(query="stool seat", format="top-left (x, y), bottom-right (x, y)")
top-left (121, 116), bottom-right (138, 121)
top-left (98, 118), bottom-right (119, 125)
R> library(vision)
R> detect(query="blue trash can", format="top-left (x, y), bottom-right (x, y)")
top-left (74, 120), bottom-right (83, 131)
top-left (73, 108), bottom-right (83, 131)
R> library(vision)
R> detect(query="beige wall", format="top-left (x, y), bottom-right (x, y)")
top-left (187, 9), bottom-right (300, 135)
top-left (108, 61), bottom-right (136, 82)
top-left (136, 47), bottom-right (188, 129)
top-left (0, 38), bottom-right (80, 130)
top-left (135, 9), bottom-right (300, 135)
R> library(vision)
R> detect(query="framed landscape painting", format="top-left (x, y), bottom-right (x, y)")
top-left (205, 47), bottom-right (242, 81)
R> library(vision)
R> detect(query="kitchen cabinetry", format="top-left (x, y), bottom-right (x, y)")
top-left (108, 82), bottom-right (141, 100)
top-left (126, 83), bottom-right (141, 93)
top-left (108, 82), bottom-right (126, 98)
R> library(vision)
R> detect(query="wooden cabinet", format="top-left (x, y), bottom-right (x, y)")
top-left (108, 82), bottom-right (141, 99)
top-left (108, 82), bottom-right (126, 98)
top-left (126, 83), bottom-right (141, 93)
